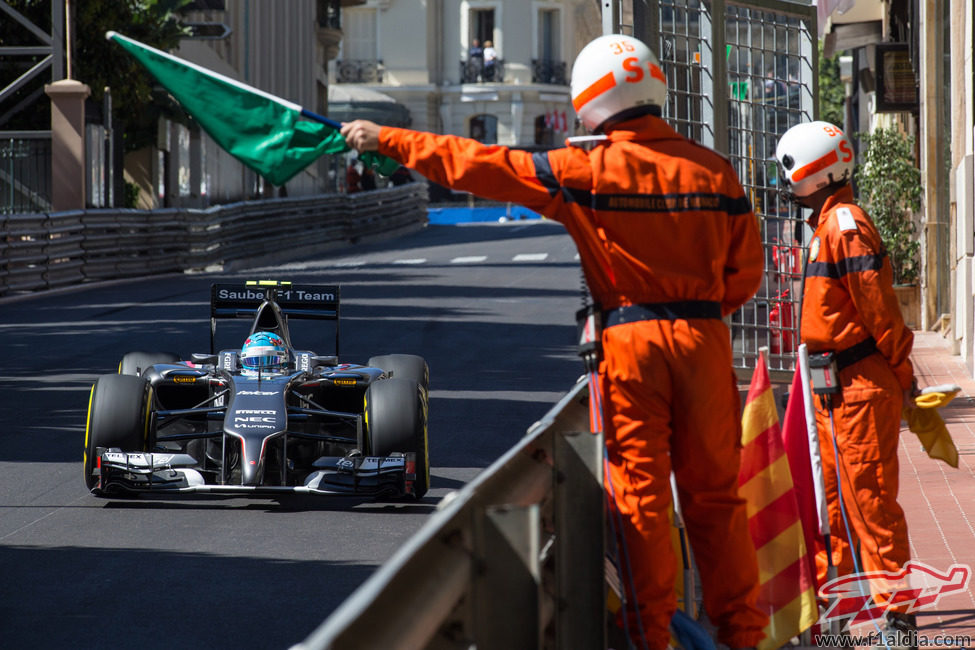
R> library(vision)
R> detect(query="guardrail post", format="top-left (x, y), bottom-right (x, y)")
top-left (473, 504), bottom-right (541, 648)
top-left (554, 429), bottom-right (605, 650)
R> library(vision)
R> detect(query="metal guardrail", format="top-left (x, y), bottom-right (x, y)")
top-left (0, 183), bottom-right (428, 298)
top-left (293, 377), bottom-right (605, 650)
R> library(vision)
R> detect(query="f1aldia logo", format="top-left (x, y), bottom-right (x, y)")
top-left (818, 561), bottom-right (971, 628)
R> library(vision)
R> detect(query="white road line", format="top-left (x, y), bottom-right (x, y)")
top-left (451, 256), bottom-right (487, 264)
top-left (392, 258), bottom-right (427, 265)
top-left (512, 253), bottom-right (548, 262)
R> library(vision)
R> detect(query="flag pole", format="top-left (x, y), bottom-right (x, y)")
top-left (300, 109), bottom-right (343, 131)
top-left (798, 343), bottom-right (837, 633)
top-left (797, 344), bottom-right (830, 539)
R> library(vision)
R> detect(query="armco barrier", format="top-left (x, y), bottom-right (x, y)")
top-left (293, 377), bottom-right (605, 650)
top-left (0, 183), bottom-right (427, 298)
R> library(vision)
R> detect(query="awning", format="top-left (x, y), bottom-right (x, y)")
top-left (823, 20), bottom-right (882, 58)
top-left (326, 86), bottom-right (412, 128)
top-left (818, 0), bottom-right (883, 36)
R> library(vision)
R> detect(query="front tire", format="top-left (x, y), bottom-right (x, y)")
top-left (364, 377), bottom-right (429, 499)
top-left (84, 374), bottom-right (153, 491)
top-left (367, 354), bottom-right (429, 391)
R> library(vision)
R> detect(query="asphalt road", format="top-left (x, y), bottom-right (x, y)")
top-left (0, 221), bottom-right (583, 649)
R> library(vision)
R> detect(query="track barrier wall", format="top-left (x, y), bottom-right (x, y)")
top-left (0, 183), bottom-right (428, 298)
top-left (293, 378), bottom-right (606, 650)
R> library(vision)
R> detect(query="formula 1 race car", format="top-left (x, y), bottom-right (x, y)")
top-left (83, 281), bottom-right (429, 499)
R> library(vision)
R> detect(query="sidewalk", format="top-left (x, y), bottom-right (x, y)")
top-left (899, 331), bottom-right (975, 642)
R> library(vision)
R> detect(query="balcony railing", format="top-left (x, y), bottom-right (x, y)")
top-left (460, 59), bottom-right (505, 84)
top-left (531, 59), bottom-right (567, 85)
top-left (316, 0), bottom-right (341, 30)
top-left (335, 59), bottom-right (384, 83)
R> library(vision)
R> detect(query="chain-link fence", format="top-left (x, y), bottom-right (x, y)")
top-left (653, 0), bottom-right (817, 372)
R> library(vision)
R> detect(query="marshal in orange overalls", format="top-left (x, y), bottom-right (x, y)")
top-left (377, 115), bottom-right (768, 648)
top-left (800, 185), bottom-right (914, 593)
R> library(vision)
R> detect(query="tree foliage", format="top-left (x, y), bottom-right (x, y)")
top-left (76, 0), bottom-right (192, 150)
top-left (1, 0), bottom-right (190, 150)
top-left (818, 41), bottom-right (845, 128)
top-left (854, 127), bottom-right (922, 285)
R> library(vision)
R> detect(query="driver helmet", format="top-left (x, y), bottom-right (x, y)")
top-left (570, 34), bottom-right (667, 132)
top-left (775, 121), bottom-right (854, 202)
top-left (241, 331), bottom-right (289, 376)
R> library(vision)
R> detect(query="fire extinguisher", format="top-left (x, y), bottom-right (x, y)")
top-left (770, 300), bottom-right (782, 354)
top-left (769, 289), bottom-right (796, 354)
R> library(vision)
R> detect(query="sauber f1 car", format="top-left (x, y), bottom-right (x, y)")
top-left (83, 281), bottom-right (429, 499)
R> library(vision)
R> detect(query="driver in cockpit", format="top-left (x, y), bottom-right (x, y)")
top-left (240, 331), bottom-right (289, 377)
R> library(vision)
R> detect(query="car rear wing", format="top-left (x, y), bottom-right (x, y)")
top-left (210, 281), bottom-right (340, 356)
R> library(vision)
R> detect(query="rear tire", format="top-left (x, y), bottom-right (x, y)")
top-left (364, 377), bottom-right (429, 499)
top-left (84, 374), bottom-right (153, 491)
top-left (367, 354), bottom-right (429, 391)
top-left (119, 351), bottom-right (180, 377)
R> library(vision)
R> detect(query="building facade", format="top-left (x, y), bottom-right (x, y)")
top-left (329, 0), bottom-right (601, 148)
top-left (819, 0), bottom-right (974, 375)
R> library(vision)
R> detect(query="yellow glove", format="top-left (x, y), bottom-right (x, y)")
top-left (903, 385), bottom-right (961, 468)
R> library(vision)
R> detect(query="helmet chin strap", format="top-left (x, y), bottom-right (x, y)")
top-left (777, 184), bottom-right (799, 206)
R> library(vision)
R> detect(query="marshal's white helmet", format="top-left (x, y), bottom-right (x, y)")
top-left (775, 121), bottom-right (854, 201)
top-left (570, 34), bottom-right (667, 132)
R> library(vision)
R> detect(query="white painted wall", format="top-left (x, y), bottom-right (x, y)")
top-left (950, 0), bottom-right (975, 371)
top-left (338, 0), bottom-right (584, 144)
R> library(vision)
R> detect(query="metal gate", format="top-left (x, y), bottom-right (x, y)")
top-left (1, 0), bottom-right (65, 214)
top-left (650, 0), bottom-right (818, 373)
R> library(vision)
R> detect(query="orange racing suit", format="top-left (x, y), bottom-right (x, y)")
top-left (800, 185), bottom-right (914, 596)
top-left (377, 115), bottom-right (768, 648)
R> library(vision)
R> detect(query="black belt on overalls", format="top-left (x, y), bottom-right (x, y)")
top-left (603, 300), bottom-right (722, 328)
top-left (834, 336), bottom-right (878, 370)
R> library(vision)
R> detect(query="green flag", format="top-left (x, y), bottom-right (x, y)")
top-left (108, 31), bottom-right (398, 185)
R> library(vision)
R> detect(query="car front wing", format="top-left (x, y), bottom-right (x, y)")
top-left (91, 448), bottom-right (417, 498)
